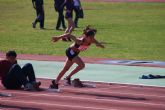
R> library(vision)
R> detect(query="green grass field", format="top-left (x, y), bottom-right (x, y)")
top-left (0, 0), bottom-right (165, 61)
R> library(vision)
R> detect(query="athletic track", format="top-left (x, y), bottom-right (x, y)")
top-left (0, 0), bottom-right (165, 109)
top-left (1, 79), bottom-right (165, 110)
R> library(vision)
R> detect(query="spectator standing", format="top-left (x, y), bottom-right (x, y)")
top-left (64, 0), bottom-right (75, 34)
top-left (73, 0), bottom-right (82, 28)
top-left (54, 0), bottom-right (66, 30)
top-left (32, 0), bottom-right (45, 29)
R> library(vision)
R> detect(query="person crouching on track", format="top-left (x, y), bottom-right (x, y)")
top-left (50, 25), bottom-right (105, 89)
top-left (0, 50), bottom-right (41, 91)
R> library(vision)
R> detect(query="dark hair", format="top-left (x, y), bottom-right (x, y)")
top-left (6, 50), bottom-right (17, 57)
top-left (83, 25), bottom-right (97, 37)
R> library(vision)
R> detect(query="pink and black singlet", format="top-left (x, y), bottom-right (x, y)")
top-left (65, 38), bottom-right (90, 60)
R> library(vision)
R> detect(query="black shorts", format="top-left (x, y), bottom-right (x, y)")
top-left (66, 48), bottom-right (79, 61)
top-left (65, 12), bottom-right (73, 19)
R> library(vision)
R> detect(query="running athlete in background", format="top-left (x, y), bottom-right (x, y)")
top-left (50, 26), bottom-right (105, 89)
top-left (64, 0), bottom-right (75, 34)
top-left (73, 0), bottom-right (82, 28)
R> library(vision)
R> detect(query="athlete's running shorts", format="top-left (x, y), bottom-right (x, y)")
top-left (66, 48), bottom-right (79, 61)
top-left (65, 12), bottom-right (73, 19)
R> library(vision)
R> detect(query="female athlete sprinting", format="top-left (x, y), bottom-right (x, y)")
top-left (50, 26), bottom-right (105, 89)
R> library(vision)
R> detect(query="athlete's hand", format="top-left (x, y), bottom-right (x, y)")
top-left (51, 37), bottom-right (60, 42)
top-left (97, 43), bottom-right (105, 48)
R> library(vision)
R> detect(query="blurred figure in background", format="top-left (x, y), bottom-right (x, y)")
top-left (54, 0), bottom-right (66, 30)
top-left (73, 0), bottom-right (83, 28)
top-left (32, 0), bottom-right (45, 29)
top-left (64, 0), bottom-right (75, 34)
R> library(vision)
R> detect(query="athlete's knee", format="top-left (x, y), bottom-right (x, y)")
top-left (78, 63), bottom-right (85, 70)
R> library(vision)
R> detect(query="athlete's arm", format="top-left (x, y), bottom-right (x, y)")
top-left (52, 33), bottom-right (70, 42)
top-left (52, 33), bottom-right (81, 44)
top-left (93, 39), bottom-right (105, 48)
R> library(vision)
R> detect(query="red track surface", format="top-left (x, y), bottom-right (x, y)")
top-left (1, 53), bottom-right (165, 109)
top-left (1, 78), bottom-right (165, 110)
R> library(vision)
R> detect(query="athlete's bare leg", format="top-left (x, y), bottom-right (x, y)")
top-left (55, 58), bottom-right (74, 84)
top-left (67, 56), bottom-right (85, 78)
top-left (65, 18), bottom-right (75, 34)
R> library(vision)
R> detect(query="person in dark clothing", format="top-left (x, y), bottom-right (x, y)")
top-left (0, 50), bottom-right (41, 91)
top-left (32, 0), bottom-right (45, 29)
top-left (54, 0), bottom-right (66, 30)
top-left (64, 0), bottom-right (75, 34)
top-left (60, 0), bottom-right (75, 42)
top-left (73, 0), bottom-right (82, 28)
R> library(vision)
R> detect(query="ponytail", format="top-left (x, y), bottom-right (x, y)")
top-left (83, 25), bottom-right (97, 37)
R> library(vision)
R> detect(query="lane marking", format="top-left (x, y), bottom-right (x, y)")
top-left (3, 88), bottom-right (165, 100)
top-left (62, 87), bottom-right (165, 98)
top-left (38, 77), bottom-right (165, 88)
top-left (2, 90), bottom-right (165, 107)
top-left (0, 99), bottom-right (116, 110)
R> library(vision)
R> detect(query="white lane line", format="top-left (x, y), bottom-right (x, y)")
top-left (0, 99), bottom-right (115, 110)
top-left (38, 77), bottom-right (165, 88)
top-left (2, 87), bottom-right (165, 100)
top-left (62, 87), bottom-right (165, 98)
top-left (3, 90), bottom-right (165, 107)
